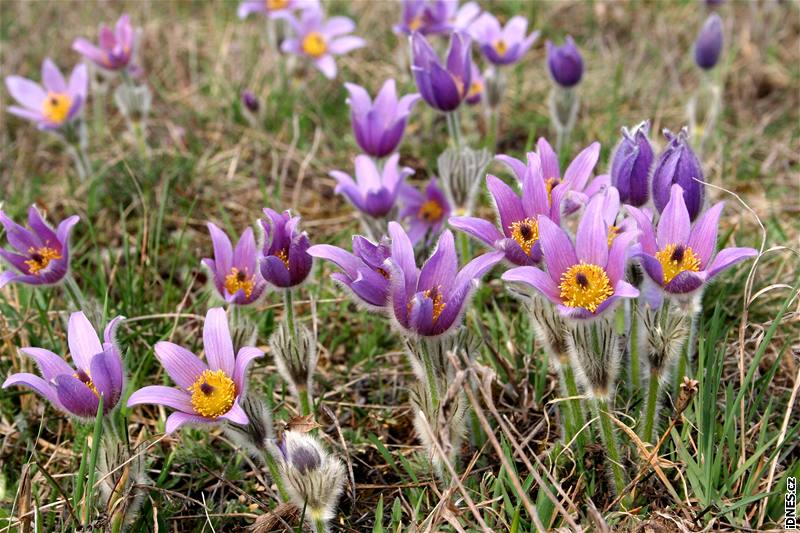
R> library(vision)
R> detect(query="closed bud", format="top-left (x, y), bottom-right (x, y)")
top-left (565, 317), bottom-right (623, 400)
top-left (546, 36), bottom-right (583, 88)
top-left (270, 321), bottom-right (318, 399)
top-left (611, 121), bottom-right (654, 207)
top-left (223, 393), bottom-right (274, 457)
top-left (694, 14), bottom-right (723, 70)
top-left (652, 128), bottom-right (705, 221)
top-left (437, 145), bottom-right (493, 216)
top-left (241, 90), bottom-right (260, 113)
top-left (97, 435), bottom-right (149, 533)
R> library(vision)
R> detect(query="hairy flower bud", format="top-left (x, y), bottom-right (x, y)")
top-left (651, 128), bottom-right (705, 221)
top-left (546, 36), bottom-right (583, 88)
top-left (270, 320), bottom-right (318, 399)
top-left (694, 13), bottom-right (723, 70)
top-left (565, 317), bottom-right (624, 400)
top-left (610, 121), bottom-right (654, 207)
top-left (437, 145), bottom-right (493, 216)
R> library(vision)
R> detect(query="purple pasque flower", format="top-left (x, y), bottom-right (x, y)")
top-left (345, 79), bottom-right (420, 158)
top-left (694, 13), bottom-right (723, 70)
top-left (546, 36), bottom-right (583, 88)
top-left (127, 308), bottom-right (262, 434)
top-left (395, 0), bottom-right (481, 36)
top-left (502, 194), bottom-right (640, 320)
top-left (465, 63), bottom-right (484, 105)
top-left (5, 59), bottom-right (88, 130)
top-left (202, 222), bottom-right (267, 306)
top-left (281, 7), bottom-right (365, 80)
top-left (469, 12), bottom-right (539, 66)
top-left (72, 14), bottom-right (136, 72)
top-left (0, 206), bottom-right (79, 288)
top-left (241, 90), bottom-right (260, 113)
top-left (627, 184), bottom-right (757, 297)
top-left (330, 154), bottom-right (414, 218)
top-left (386, 222), bottom-right (503, 336)
top-left (652, 128), bottom-right (705, 221)
top-left (399, 178), bottom-right (452, 245)
top-left (237, 0), bottom-right (317, 20)
top-left (411, 31), bottom-right (472, 112)
top-left (3, 312), bottom-right (125, 418)
top-left (308, 235), bottom-right (392, 309)
top-left (610, 121), bottom-right (654, 208)
top-left (259, 208), bottom-right (313, 288)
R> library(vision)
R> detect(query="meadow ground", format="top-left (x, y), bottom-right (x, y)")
top-left (1, 0), bottom-right (799, 531)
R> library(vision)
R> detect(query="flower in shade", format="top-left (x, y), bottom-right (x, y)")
top-left (330, 154), bottom-right (414, 218)
top-left (652, 128), bottom-right (705, 221)
top-left (546, 36), bottom-right (583, 88)
top-left (3, 312), bottom-right (124, 418)
top-left (610, 121), bottom-right (654, 208)
top-left (72, 14), bottom-right (136, 72)
top-left (127, 308), bottom-right (262, 434)
top-left (411, 31), bottom-right (472, 112)
top-left (202, 223), bottom-right (267, 306)
top-left (386, 222), bottom-right (503, 336)
top-left (0, 206), bottom-right (79, 288)
top-left (395, 0), bottom-right (481, 36)
top-left (502, 194), bottom-right (640, 319)
top-left (5, 59), bottom-right (88, 130)
top-left (281, 7), bottom-right (365, 79)
top-left (469, 12), bottom-right (539, 66)
top-left (308, 235), bottom-right (392, 309)
top-left (465, 63), bottom-right (484, 105)
top-left (694, 13), bottom-right (723, 70)
top-left (399, 178), bottom-right (452, 245)
top-left (344, 79), bottom-right (420, 158)
top-left (237, 0), bottom-right (317, 20)
top-left (627, 184), bottom-right (757, 297)
top-left (259, 208), bottom-right (313, 288)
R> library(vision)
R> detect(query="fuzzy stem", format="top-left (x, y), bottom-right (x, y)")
top-left (420, 341), bottom-right (440, 411)
top-left (83, 396), bottom-right (104, 525)
top-left (263, 450), bottom-right (290, 502)
top-left (446, 111), bottom-right (463, 149)
top-left (630, 299), bottom-right (641, 393)
top-left (675, 310), bottom-right (699, 393)
top-left (62, 274), bottom-right (86, 312)
top-left (298, 387), bottom-right (312, 417)
top-left (642, 368), bottom-right (661, 443)
top-left (313, 518), bottom-right (326, 533)
top-left (283, 288), bottom-right (298, 347)
top-left (487, 105), bottom-right (499, 152)
top-left (558, 360), bottom-right (586, 450)
top-left (591, 397), bottom-right (627, 500)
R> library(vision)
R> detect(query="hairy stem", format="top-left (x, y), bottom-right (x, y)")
top-left (83, 396), bottom-right (104, 525)
top-left (642, 368), bottom-right (661, 443)
top-left (591, 398), bottom-right (627, 501)
top-left (263, 449), bottom-right (290, 502)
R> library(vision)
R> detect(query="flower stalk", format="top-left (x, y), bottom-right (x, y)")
top-left (590, 397), bottom-right (627, 499)
top-left (83, 395), bottom-right (104, 525)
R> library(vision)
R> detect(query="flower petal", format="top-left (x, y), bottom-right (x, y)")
top-left (154, 341), bottom-right (207, 389)
top-left (233, 346), bottom-right (263, 394)
top-left (706, 247), bottom-right (758, 279)
top-left (502, 266), bottom-right (560, 304)
top-left (3, 372), bottom-right (61, 409)
top-left (202, 308), bottom-right (235, 376)
top-left (537, 216), bottom-right (578, 284)
top-left (19, 347), bottom-right (73, 381)
top-left (127, 385), bottom-right (194, 412)
top-left (68, 311), bottom-right (102, 371)
top-left (55, 374), bottom-right (99, 417)
top-left (165, 411), bottom-right (213, 434)
top-left (657, 184), bottom-right (691, 246)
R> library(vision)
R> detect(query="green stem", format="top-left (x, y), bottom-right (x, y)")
top-left (446, 111), bottom-right (463, 149)
top-left (642, 368), bottom-right (661, 443)
top-left (487, 106), bottom-right (499, 152)
top-left (83, 396), bottom-right (104, 525)
top-left (298, 387), bottom-right (311, 417)
top-left (62, 274), bottom-right (86, 312)
top-left (283, 288), bottom-right (298, 346)
top-left (263, 450), bottom-right (290, 502)
top-left (560, 360), bottom-right (586, 450)
top-left (313, 518), bottom-right (326, 533)
top-left (420, 341), bottom-right (440, 411)
top-left (591, 398), bottom-right (627, 501)
top-left (630, 300), bottom-right (641, 393)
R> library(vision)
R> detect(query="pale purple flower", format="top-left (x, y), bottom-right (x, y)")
top-left (399, 178), bottom-right (452, 245)
top-left (546, 36), bottom-right (583, 88)
top-left (386, 222), bottom-right (502, 336)
top-left (237, 0), bottom-right (318, 20)
top-left (0, 206), bottom-right (79, 288)
top-left (344, 79), bottom-right (420, 158)
top-left (503, 194), bottom-right (640, 320)
top-left (469, 13), bottom-right (539, 65)
top-left (72, 14), bottom-right (136, 72)
top-left (5, 59), bottom-right (88, 130)
top-left (627, 184), bottom-right (757, 296)
top-left (411, 31), bottom-right (472, 112)
top-left (259, 208), bottom-right (313, 288)
top-left (308, 235), bottom-right (392, 309)
top-left (281, 7), bottom-right (366, 79)
top-left (3, 312), bottom-right (125, 418)
top-left (652, 128), bottom-right (705, 221)
top-left (202, 223), bottom-right (267, 306)
top-left (127, 308), bottom-right (262, 434)
top-left (330, 154), bottom-right (414, 218)
top-left (395, 0), bottom-right (481, 36)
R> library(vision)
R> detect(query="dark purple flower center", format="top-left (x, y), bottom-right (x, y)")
top-left (200, 381), bottom-right (215, 395)
top-left (575, 272), bottom-right (590, 288)
top-left (670, 245), bottom-right (685, 263)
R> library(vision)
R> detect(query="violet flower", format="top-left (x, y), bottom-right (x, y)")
top-left (386, 222), bottom-right (502, 336)
top-left (127, 308), bottom-right (262, 433)
top-left (202, 222), bottom-right (267, 306)
top-left (307, 235), bottom-right (392, 309)
top-left (0, 206), bottom-right (79, 288)
top-left (502, 195), bottom-right (640, 320)
top-left (469, 12), bottom-right (539, 66)
top-left (610, 121), bottom-right (654, 208)
top-left (72, 14), bottom-right (136, 72)
top-left (237, 0), bottom-right (317, 20)
top-left (627, 184), bottom-right (757, 297)
top-left (395, 0), bottom-right (480, 36)
top-left (694, 13), bottom-right (723, 70)
top-left (546, 36), bottom-right (583, 88)
top-left (465, 63), bottom-right (484, 105)
top-left (241, 90), bottom-right (260, 113)
top-left (652, 128), bottom-right (705, 221)
top-left (411, 31), bottom-right (472, 112)
top-left (259, 208), bottom-right (313, 288)
top-left (331, 154), bottom-right (414, 218)
top-left (281, 7), bottom-right (365, 80)
top-left (5, 59), bottom-right (88, 130)
top-left (3, 312), bottom-right (124, 418)
top-left (399, 178), bottom-right (452, 245)
top-left (344, 79), bottom-right (420, 158)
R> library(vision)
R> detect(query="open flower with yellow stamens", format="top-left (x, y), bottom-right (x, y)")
top-left (237, 0), bottom-right (318, 20)
top-left (468, 12), bottom-right (539, 66)
top-left (280, 7), bottom-right (365, 79)
top-left (386, 222), bottom-right (503, 337)
top-left (259, 208), bottom-right (313, 288)
top-left (72, 14), bottom-right (137, 72)
top-left (0, 205), bottom-right (79, 288)
top-left (3, 312), bottom-right (125, 418)
top-left (503, 194), bottom-right (640, 320)
top-left (627, 184), bottom-right (757, 297)
top-left (399, 178), bottom-right (452, 245)
top-left (5, 58), bottom-right (87, 130)
top-left (127, 308), bottom-right (262, 434)
top-left (202, 222), bottom-right (267, 306)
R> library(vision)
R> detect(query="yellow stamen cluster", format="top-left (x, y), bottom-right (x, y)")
top-left (607, 225), bottom-right (621, 247)
top-left (654, 243), bottom-right (701, 285)
top-left (266, 0), bottom-right (289, 10)
top-left (25, 246), bottom-right (62, 275)
top-left (74, 370), bottom-right (99, 398)
top-left (423, 286), bottom-right (446, 321)
top-left (467, 80), bottom-right (483, 99)
top-left (494, 39), bottom-right (508, 56)
top-left (509, 218), bottom-right (539, 256)
top-left (276, 249), bottom-right (290, 269)
top-left (544, 177), bottom-right (559, 204)
top-left (42, 92), bottom-right (72, 124)
top-left (224, 267), bottom-right (255, 298)
top-left (189, 369), bottom-right (236, 419)
top-left (302, 31), bottom-right (327, 58)
top-left (558, 262), bottom-right (614, 313)
top-left (408, 15), bottom-right (424, 31)
top-left (418, 200), bottom-right (443, 223)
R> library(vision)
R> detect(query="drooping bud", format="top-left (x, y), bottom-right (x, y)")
top-left (610, 121), bottom-right (654, 207)
top-left (694, 14), bottom-right (723, 70)
top-left (546, 36), bottom-right (583, 88)
top-left (651, 128), bottom-right (705, 220)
